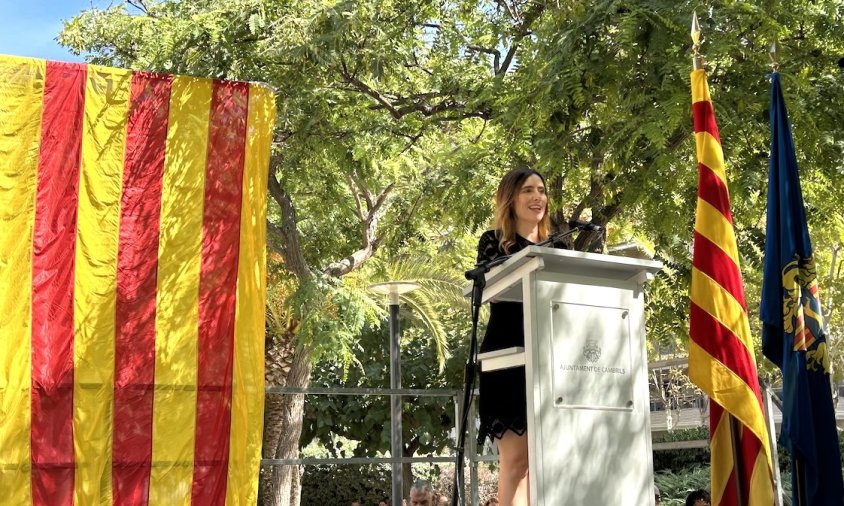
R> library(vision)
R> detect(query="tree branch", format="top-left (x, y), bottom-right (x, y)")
top-left (431, 110), bottom-right (491, 122)
top-left (467, 45), bottom-right (502, 74)
top-left (340, 58), bottom-right (403, 119)
top-left (400, 130), bottom-right (425, 154)
top-left (496, 0), bottom-right (520, 23)
top-left (267, 162), bottom-right (310, 281)
top-left (497, 2), bottom-right (546, 76)
top-left (408, 50), bottom-right (434, 76)
top-left (267, 219), bottom-right (285, 242)
top-left (471, 119), bottom-right (488, 144)
top-left (345, 175), bottom-right (367, 221)
top-left (322, 183), bottom-right (395, 277)
top-left (394, 99), bottom-right (464, 118)
top-left (127, 0), bottom-right (154, 16)
top-left (665, 126), bottom-right (690, 152)
top-left (340, 60), bottom-right (489, 121)
top-left (350, 173), bottom-right (374, 209)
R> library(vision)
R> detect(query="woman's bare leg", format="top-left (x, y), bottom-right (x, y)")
top-left (497, 431), bottom-right (529, 506)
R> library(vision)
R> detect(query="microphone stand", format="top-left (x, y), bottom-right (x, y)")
top-left (451, 225), bottom-right (587, 506)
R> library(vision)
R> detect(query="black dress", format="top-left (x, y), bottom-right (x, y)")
top-left (476, 230), bottom-right (564, 443)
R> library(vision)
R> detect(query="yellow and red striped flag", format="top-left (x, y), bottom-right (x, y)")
top-left (688, 69), bottom-right (775, 505)
top-left (0, 55), bottom-right (275, 505)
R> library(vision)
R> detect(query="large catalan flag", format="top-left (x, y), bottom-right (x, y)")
top-left (688, 69), bottom-right (775, 505)
top-left (761, 71), bottom-right (844, 506)
top-left (0, 55), bottom-right (275, 505)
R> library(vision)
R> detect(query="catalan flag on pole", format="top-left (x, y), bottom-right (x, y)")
top-left (688, 69), bottom-right (775, 505)
top-left (761, 71), bottom-right (844, 506)
top-left (0, 55), bottom-right (275, 505)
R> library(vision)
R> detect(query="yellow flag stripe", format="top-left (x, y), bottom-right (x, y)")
top-left (694, 198), bottom-right (740, 267)
top-left (709, 411), bottom-right (735, 506)
top-left (226, 84), bottom-right (274, 506)
top-left (690, 268), bottom-right (753, 351)
top-left (149, 75), bottom-right (211, 506)
top-left (0, 55), bottom-right (44, 505)
top-left (748, 445), bottom-right (775, 506)
top-left (73, 64), bottom-right (132, 505)
top-left (694, 131), bottom-right (728, 187)
top-left (691, 69), bottom-right (712, 104)
top-left (688, 341), bottom-right (771, 462)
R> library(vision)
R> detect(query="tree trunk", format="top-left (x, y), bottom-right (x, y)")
top-left (259, 320), bottom-right (296, 505)
top-left (401, 438), bottom-right (420, 500)
top-left (262, 346), bottom-right (313, 506)
top-left (289, 466), bottom-right (302, 506)
top-left (402, 462), bottom-right (413, 502)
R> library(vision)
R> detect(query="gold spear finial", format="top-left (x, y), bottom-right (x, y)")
top-left (691, 11), bottom-right (704, 70)
top-left (769, 40), bottom-right (780, 72)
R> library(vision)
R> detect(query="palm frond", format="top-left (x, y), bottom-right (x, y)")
top-left (342, 255), bottom-right (468, 369)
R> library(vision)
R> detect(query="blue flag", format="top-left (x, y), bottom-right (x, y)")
top-left (761, 72), bottom-right (844, 506)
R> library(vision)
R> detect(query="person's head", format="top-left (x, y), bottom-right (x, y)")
top-left (494, 167), bottom-right (550, 253)
top-left (685, 489), bottom-right (711, 506)
top-left (409, 479), bottom-right (434, 506)
top-left (654, 485), bottom-right (661, 505)
top-left (484, 498), bottom-right (500, 506)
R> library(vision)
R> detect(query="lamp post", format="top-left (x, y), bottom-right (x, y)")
top-left (368, 281), bottom-right (420, 506)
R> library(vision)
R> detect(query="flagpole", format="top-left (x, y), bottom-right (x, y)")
top-left (763, 385), bottom-right (785, 506)
top-left (691, 11), bottom-right (704, 71)
top-left (691, 13), bottom-right (747, 506)
top-left (769, 40), bottom-right (780, 74)
top-left (729, 415), bottom-right (746, 506)
top-left (795, 460), bottom-right (804, 506)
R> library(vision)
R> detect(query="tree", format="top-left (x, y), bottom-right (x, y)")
top-left (59, 0), bottom-right (844, 503)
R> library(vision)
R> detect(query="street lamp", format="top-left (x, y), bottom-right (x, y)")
top-left (368, 281), bottom-right (420, 506)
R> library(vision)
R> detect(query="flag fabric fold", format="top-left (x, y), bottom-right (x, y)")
top-left (688, 69), bottom-right (775, 506)
top-left (0, 54), bottom-right (275, 506)
top-left (761, 71), bottom-right (844, 506)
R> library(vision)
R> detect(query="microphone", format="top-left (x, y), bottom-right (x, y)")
top-left (568, 219), bottom-right (603, 231)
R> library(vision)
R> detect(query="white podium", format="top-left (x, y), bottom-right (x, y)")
top-left (465, 246), bottom-right (662, 505)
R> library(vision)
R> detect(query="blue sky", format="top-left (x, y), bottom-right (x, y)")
top-left (0, 0), bottom-right (108, 61)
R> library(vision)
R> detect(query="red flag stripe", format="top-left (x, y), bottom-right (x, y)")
top-left (698, 163), bottom-right (734, 225)
top-left (689, 303), bottom-right (764, 408)
top-left (30, 61), bottom-right (86, 506)
top-left (112, 72), bottom-right (172, 505)
top-left (739, 425), bottom-right (764, 506)
top-left (721, 476), bottom-right (739, 506)
top-left (191, 80), bottom-right (249, 505)
top-left (692, 231), bottom-right (746, 309)
top-left (693, 100), bottom-right (722, 142)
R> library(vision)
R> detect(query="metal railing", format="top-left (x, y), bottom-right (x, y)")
top-left (262, 378), bottom-right (796, 505)
top-left (262, 385), bottom-right (489, 504)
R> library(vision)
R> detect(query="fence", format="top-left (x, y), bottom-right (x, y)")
top-left (262, 381), bottom-right (792, 505)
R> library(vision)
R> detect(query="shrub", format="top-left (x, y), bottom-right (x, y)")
top-left (652, 426), bottom-right (710, 472)
top-left (300, 464), bottom-right (391, 505)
